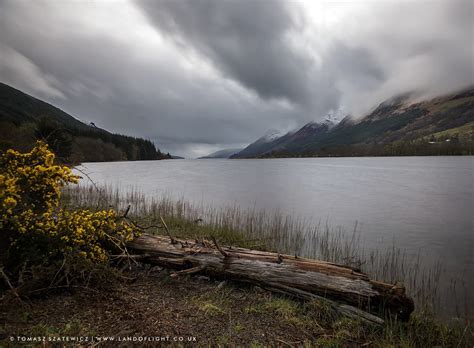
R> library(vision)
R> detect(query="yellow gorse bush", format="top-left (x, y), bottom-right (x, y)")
top-left (1, 142), bottom-right (138, 266)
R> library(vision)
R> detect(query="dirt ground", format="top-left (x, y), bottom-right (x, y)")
top-left (0, 267), bottom-right (329, 346)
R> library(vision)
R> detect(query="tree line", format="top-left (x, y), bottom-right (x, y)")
top-left (0, 117), bottom-right (171, 163)
top-left (257, 139), bottom-right (473, 158)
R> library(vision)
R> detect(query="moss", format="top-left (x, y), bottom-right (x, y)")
top-left (198, 302), bottom-right (224, 316)
top-left (263, 298), bottom-right (298, 318)
top-left (249, 341), bottom-right (265, 348)
top-left (192, 286), bottom-right (234, 316)
top-left (315, 336), bottom-right (346, 347)
top-left (27, 323), bottom-right (59, 337)
top-left (233, 323), bottom-right (245, 333)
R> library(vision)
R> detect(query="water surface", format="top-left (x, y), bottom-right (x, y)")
top-left (76, 157), bottom-right (473, 314)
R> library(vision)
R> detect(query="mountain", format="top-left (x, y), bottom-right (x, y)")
top-left (198, 148), bottom-right (243, 159)
top-left (231, 129), bottom-right (293, 158)
top-left (0, 82), bottom-right (172, 162)
top-left (232, 89), bottom-right (474, 158)
top-left (232, 117), bottom-right (340, 158)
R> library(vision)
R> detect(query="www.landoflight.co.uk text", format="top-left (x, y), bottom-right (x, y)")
top-left (10, 335), bottom-right (197, 343)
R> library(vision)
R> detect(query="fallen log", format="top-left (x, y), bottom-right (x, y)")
top-left (127, 234), bottom-right (414, 324)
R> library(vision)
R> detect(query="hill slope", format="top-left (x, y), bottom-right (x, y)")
top-left (198, 148), bottom-right (243, 159)
top-left (233, 89), bottom-right (474, 158)
top-left (0, 83), bottom-right (171, 162)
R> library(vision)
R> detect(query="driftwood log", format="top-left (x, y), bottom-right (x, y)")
top-left (127, 234), bottom-right (414, 325)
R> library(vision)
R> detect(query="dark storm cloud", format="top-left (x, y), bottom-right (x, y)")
top-left (137, 0), bottom-right (315, 108)
top-left (0, 0), bottom-right (472, 157)
top-left (136, 0), bottom-right (381, 120)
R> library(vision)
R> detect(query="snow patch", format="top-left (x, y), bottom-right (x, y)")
top-left (324, 107), bottom-right (346, 125)
top-left (260, 129), bottom-right (285, 142)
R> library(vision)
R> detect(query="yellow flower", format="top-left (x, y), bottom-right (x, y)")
top-left (1, 141), bottom-right (138, 266)
top-left (4, 197), bottom-right (16, 207)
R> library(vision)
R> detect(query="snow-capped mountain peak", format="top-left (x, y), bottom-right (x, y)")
top-left (260, 129), bottom-right (284, 142)
top-left (324, 108), bottom-right (346, 125)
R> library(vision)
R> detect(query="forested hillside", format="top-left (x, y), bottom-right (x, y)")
top-left (233, 89), bottom-right (474, 158)
top-left (0, 83), bottom-right (171, 162)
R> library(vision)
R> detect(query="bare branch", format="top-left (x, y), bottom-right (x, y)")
top-left (211, 236), bottom-right (229, 258)
top-left (122, 204), bottom-right (131, 218)
top-left (160, 215), bottom-right (177, 244)
top-left (171, 265), bottom-right (206, 277)
top-left (0, 267), bottom-right (23, 303)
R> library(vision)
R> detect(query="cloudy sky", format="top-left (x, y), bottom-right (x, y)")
top-left (0, 0), bottom-right (472, 157)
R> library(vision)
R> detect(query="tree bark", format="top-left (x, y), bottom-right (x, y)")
top-left (127, 234), bottom-right (414, 324)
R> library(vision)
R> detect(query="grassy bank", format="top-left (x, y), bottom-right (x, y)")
top-left (53, 184), bottom-right (473, 346)
top-left (3, 268), bottom-right (471, 347)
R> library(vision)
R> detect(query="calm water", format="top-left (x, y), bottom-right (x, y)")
top-left (76, 157), bottom-right (473, 313)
